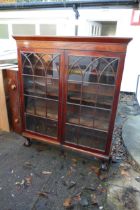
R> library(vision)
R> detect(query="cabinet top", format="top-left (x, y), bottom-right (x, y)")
top-left (13, 36), bottom-right (132, 44)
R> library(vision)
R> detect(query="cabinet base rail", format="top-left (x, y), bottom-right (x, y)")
top-left (22, 131), bottom-right (111, 161)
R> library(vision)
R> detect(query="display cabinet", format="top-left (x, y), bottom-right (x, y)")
top-left (13, 36), bottom-right (131, 160)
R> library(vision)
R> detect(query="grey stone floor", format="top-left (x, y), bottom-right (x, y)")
top-left (122, 115), bottom-right (140, 170)
top-left (0, 92), bottom-right (140, 210)
top-left (0, 132), bottom-right (107, 210)
top-left (107, 93), bottom-right (140, 210)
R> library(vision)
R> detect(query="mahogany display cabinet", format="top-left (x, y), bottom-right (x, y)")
top-left (13, 36), bottom-right (131, 161)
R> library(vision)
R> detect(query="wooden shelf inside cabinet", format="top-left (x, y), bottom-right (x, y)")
top-left (67, 117), bottom-right (109, 131)
top-left (13, 35), bottom-right (131, 161)
top-left (67, 81), bottom-right (115, 97)
top-left (25, 106), bottom-right (58, 120)
top-left (24, 93), bottom-right (58, 101)
top-left (68, 96), bottom-right (112, 109)
top-left (24, 65), bottom-right (58, 71)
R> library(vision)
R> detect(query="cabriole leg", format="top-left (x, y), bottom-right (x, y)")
top-left (100, 158), bottom-right (111, 171)
top-left (24, 138), bottom-right (32, 147)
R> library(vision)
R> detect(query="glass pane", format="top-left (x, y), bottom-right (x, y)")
top-left (66, 104), bottom-right (80, 124)
top-left (98, 58), bottom-right (118, 85)
top-left (34, 77), bottom-right (46, 97)
top-left (47, 119), bottom-right (57, 137)
top-left (98, 84), bottom-right (115, 96)
top-left (47, 100), bottom-right (58, 120)
top-left (12, 24), bottom-right (35, 36)
top-left (68, 56), bottom-right (95, 82)
top-left (34, 54), bottom-right (59, 77)
top-left (65, 124), bottom-right (107, 151)
top-left (82, 83), bottom-right (98, 106)
top-left (24, 96), bottom-right (35, 114)
top-left (21, 52), bottom-right (59, 78)
top-left (23, 75), bottom-right (34, 95)
top-left (22, 52), bottom-right (60, 99)
top-left (47, 78), bottom-right (59, 100)
top-left (96, 95), bottom-right (113, 109)
top-left (35, 98), bottom-right (46, 117)
top-left (23, 65), bottom-right (33, 75)
top-left (96, 84), bottom-right (115, 109)
top-left (40, 24), bottom-right (56, 36)
top-left (22, 53), bottom-right (36, 75)
top-left (25, 115), bottom-right (47, 135)
top-left (25, 115), bottom-right (58, 138)
top-left (65, 124), bottom-right (78, 144)
top-left (67, 82), bottom-right (81, 104)
top-left (88, 69), bottom-right (98, 83)
top-left (0, 24), bottom-right (9, 39)
top-left (80, 106), bottom-right (94, 128)
top-left (94, 109), bottom-right (111, 131)
top-left (68, 56), bottom-right (118, 84)
top-left (22, 52), bottom-right (60, 139)
top-left (34, 54), bottom-right (46, 76)
top-left (78, 127), bottom-right (107, 150)
top-left (67, 55), bottom-right (118, 108)
top-left (65, 54), bottom-right (119, 151)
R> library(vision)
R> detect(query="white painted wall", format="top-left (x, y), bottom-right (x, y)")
top-left (0, 7), bottom-right (140, 92)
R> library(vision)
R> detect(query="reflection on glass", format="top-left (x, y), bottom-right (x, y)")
top-left (22, 53), bottom-right (34, 75)
top-left (98, 58), bottom-right (118, 85)
top-left (66, 105), bottom-right (111, 131)
top-left (66, 104), bottom-right (80, 124)
top-left (47, 79), bottom-right (59, 100)
top-left (80, 106), bottom-right (94, 127)
top-left (78, 127), bottom-right (107, 150)
top-left (68, 56), bottom-right (118, 84)
top-left (65, 124), bottom-right (107, 151)
top-left (94, 109), bottom-right (111, 131)
top-left (47, 100), bottom-right (58, 120)
top-left (23, 75), bottom-right (59, 100)
top-left (25, 114), bottom-right (57, 137)
top-left (47, 119), bottom-right (57, 137)
top-left (34, 77), bottom-right (46, 97)
top-left (67, 82), bottom-right (81, 104)
top-left (22, 52), bottom-right (60, 139)
top-left (26, 115), bottom-right (47, 135)
top-left (22, 52), bottom-right (59, 78)
top-left (24, 96), bottom-right (35, 114)
top-left (65, 55), bottom-right (119, 151)
top-left (24, 97), bottom-right (58, 120)
top-left (23, 65), bottom-right (33, 75)
top-left (23, 75), bottom-right (34, 95)
top-left (82, 83), bottom-right (98, 106)
top-left (96, 95), bottom-right (113, 109)
top-left (65, 124), bottom-right (78, 144)
top-left (35, 98), bottom-right (46, 117)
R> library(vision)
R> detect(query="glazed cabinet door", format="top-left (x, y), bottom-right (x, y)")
top-left (20, 50), bottom-right (62, 142)
top-left (63, 50), bottom-right (120, 154)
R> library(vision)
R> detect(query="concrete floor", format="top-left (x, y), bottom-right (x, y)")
top-left (0, 132), bottom-right (107, 210)
top-left (122, 115), bottom-right (140, 171)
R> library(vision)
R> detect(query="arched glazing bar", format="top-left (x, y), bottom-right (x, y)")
top-left (21, 52), bottom-right (34, 75)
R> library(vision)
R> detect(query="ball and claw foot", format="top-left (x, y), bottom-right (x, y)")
top-left (24, 138), bottom-right (32, 147)
top-left (100, 158), bottom-right (112, 171)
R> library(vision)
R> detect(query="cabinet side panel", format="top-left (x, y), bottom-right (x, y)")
top-left (6, 70), bottom-right (22, 134)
